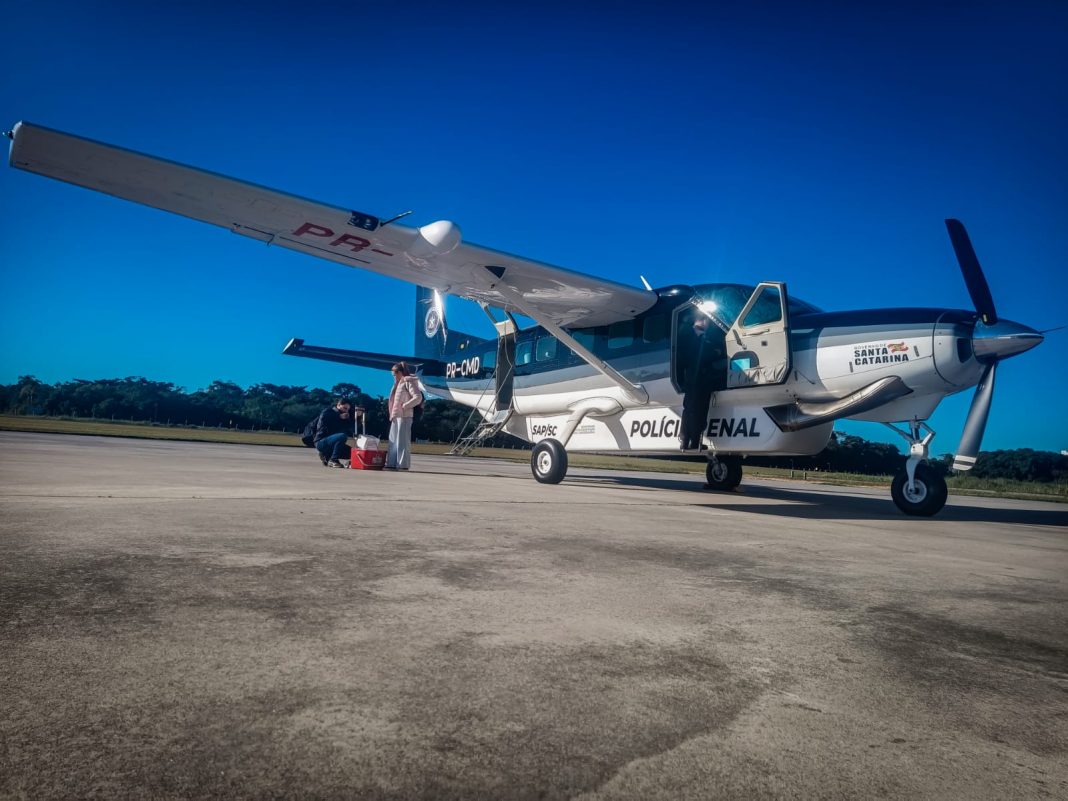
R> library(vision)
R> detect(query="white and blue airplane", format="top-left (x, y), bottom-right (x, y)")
top-left (6, 122), bottom-right (1044, 516)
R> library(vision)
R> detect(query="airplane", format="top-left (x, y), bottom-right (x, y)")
top-left (5, 121), bottom-right (1045, 516)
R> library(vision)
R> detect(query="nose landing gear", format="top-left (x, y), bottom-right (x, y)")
top-left (890, 463), bottom-right (948, 516)
top-left (885, 421), bottom-right (948, 516)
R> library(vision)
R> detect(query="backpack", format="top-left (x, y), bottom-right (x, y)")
top-left (413, 393), bottom-right (425, 421)
top-left (300, 412), bottom-right (321, 447)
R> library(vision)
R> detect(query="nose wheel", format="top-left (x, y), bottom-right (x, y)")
top-left (885, 421), bottom-right (948, 516)
top-left (890, 463), bottom-right (948, 516)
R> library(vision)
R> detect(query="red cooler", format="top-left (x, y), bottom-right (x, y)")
top-left (351, 446), bottom-right (385, 470)
top-left (350, 419), bottom-right (385, 470)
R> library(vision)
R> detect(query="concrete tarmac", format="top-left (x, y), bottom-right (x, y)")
top-left (1, 431), bottom-right (1066, 800)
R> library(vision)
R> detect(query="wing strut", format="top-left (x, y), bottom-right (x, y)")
top-left (487, 269), bottom-right (649, 405)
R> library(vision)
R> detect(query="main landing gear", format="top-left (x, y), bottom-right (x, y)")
top-left (705, 455), bottom-right (743, 491)
top-left (886, 421), bottom-right (948, 516)
top-left (531, 438), bottom-right (568, 484)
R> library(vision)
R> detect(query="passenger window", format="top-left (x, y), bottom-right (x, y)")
top-left (516, 341), bottom-right (533, 367)
top-left (741, 286), bottom-right (783, 328)
top-left (642, 314), bottom-right (669, 343)
top-left (482, 349), bottom-right (496, 370)
top-left (535, 336), bottom-right (557, 362)
top-left (607, 320), bottom-right (634, 349)
top-left (571, 328), bottom-right (597, 352)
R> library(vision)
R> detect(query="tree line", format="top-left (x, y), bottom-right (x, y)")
top-left (2, 375), bottom-right (1064, 481)
top-left (0, 374), bottom-right (507, 448)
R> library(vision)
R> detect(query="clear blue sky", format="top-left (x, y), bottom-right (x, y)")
top-left (1, 1), bottom-right (1065, 455)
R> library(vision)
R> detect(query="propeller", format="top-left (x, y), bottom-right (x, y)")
top-left (951, 361), bottom-right (996, 471)
top-left (946, 218), bottom-right (998, 325)
top-left (944, 219), bottom-right (1042, 470)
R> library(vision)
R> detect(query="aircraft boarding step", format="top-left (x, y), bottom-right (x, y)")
top-left (448, 409), bottom-right (512, 456)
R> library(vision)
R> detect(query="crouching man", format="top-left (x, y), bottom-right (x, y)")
top-left (314, 397), bottom-right (362, 468)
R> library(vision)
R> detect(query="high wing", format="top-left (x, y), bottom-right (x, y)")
top-left (7, 122), bottom-right (655, 328)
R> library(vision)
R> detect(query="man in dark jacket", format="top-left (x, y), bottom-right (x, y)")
top-left (314, 397), bottom-right (360, 467)
top-left (680, 315), bottom-right (728, 450)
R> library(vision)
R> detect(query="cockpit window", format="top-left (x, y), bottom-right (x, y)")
top-left (692, 285), bottom-right (752, 328)
top-left (692, 283), bottom-right (820, 326)
top-left (741, 285), bottom-right (783, 327)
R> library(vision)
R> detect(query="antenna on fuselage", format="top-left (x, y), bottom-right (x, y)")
top-left (640, 275), bottom-right (653, 291)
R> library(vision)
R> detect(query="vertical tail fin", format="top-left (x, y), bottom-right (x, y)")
top-left (415, 285), bottom-right (448, 359)
top-left (414, 285), bottom-right (490, 358)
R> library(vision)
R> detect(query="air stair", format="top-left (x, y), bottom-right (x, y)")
top-left (447, 303), bottom-right (518, 456)
top-left (447, 408), bottom-right (513, 456)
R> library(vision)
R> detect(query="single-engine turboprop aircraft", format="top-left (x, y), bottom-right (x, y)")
top-left (6, 122), bottom-right (1045, 516)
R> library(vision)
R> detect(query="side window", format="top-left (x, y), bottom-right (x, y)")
top-left (516, 341), bottom-right (533, 367)
top-left (535, 336), bottom-right (557, 362)
top-left (642, 314), bottom-right (669, 344)
top-left (571, 328), bottom-right (598, 352)
top-left (741, 286), bottom-right (783, 328)
top-left (607, 320), bottom-right (635, 349)
top-left (482, 348), bottom-right (496, 370)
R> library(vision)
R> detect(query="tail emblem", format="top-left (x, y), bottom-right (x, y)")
top-left (424, 307), bottom-right (442, 338)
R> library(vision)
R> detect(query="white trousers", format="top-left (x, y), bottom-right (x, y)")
top-left (387, 417), bottom-right (413, 469)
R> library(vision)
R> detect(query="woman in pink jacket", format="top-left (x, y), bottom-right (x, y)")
top-left (386, 362), bottom-right (422, 470)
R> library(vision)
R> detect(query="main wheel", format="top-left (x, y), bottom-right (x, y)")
top-left (531, 439), bottom-right (568, 484)
top-left (890, 463), bottom-right (948, 516)
top-left (705, 455), bottom-right (743, 490)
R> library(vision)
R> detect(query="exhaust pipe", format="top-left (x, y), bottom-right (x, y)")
top-left (765, 376), bottom-right (913, 432)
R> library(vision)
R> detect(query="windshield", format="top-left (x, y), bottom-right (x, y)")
top-left (692, 283), bottom-right (821, 327)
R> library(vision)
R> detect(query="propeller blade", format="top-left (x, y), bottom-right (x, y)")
top-left (952, 360), bottom-right (997, 471)
top-left (946, 218), bottom-right (998, 325)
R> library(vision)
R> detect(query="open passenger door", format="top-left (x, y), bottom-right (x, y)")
top-left (725, 282), bottom-right (791, 388)
top-left (495, 329), bottom-right (517, 412)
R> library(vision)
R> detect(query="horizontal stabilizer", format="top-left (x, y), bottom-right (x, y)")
top-left (765, 376), bottom-right (913, 432)
top-left (283, 338), bottom-right (431, 372)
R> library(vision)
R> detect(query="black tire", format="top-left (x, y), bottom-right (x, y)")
top-left (531, 439), bottom-right (568, 484)
top-left (705, 455), bottom-right (743, 490)
top-left (890, 463), bottom-right (948, 516)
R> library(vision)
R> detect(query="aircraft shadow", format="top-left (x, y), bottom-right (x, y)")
top-left (571, 474), bottom-right (1068, 526)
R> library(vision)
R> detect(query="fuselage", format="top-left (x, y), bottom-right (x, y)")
top-left (421, 283), bottom-right (1030, 457)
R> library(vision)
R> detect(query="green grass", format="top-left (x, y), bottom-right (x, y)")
top-left (0, 414), bottom-right (300, 447)
top-left (2, 414), bottom-right (1064, 502)
top-left (945, 474), bottom-right (1068, 501)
